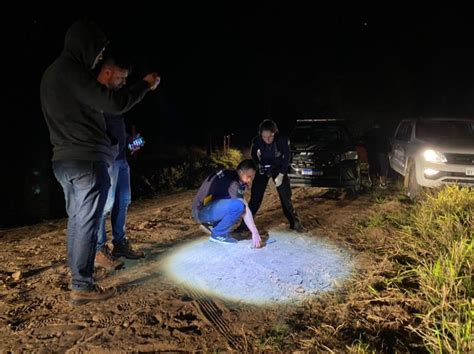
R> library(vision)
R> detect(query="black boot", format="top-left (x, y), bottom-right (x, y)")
top-left (291, 220), bottom-right (306, 233)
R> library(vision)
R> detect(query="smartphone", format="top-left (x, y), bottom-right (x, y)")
top-left (128, 136), bottom-right (145, 150)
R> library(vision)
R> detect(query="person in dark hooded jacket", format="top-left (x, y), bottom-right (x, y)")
top-left (235, 119), bottom-right (304, 234)
top-left (40, 19), bottom-right (160, 305)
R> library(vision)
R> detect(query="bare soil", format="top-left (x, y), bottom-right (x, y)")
top-left (0, 184), bottom-right (418, 352)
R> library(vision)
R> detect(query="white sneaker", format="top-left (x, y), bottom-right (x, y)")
top-left (209, 234), bottom-right (238, 244)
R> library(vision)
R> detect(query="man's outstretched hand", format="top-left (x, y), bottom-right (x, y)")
top-left (143, 72), bottom-right (161, 90)
top-left (252, 232), bottom-right (261, 249)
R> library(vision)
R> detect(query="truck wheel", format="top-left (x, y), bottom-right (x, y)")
top-left (345, 166), bottom-right (362, 196)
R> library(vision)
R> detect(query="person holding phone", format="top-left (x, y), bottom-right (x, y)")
top-left (95, 51), bottom-right (159, 270)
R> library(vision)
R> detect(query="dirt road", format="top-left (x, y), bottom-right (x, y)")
top-left (0, 185), bottom-right (406, 352)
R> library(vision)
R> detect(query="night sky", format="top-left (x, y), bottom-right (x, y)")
top-left (3, 5), bottom-right (474, 226)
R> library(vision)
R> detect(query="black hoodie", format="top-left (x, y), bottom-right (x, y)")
top-left (40, 19), bottom-right (151, 164)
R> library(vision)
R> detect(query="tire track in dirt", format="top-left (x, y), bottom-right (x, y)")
top-left (185, 284), bottom-right (246, 351)
top-left (100, 252), bottom-right (241, 349)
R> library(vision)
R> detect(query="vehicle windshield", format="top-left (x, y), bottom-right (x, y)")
top-left (291, 124), bottom-right (350, 145)
top-left (416, 120), bottom-right (474, 139)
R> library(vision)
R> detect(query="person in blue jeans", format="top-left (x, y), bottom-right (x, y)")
top-left (95, 54), bottom-right (151, 270)
top-left (41, 20), bottom-right (160, 304)
top-left (192, 159), bottom-right (262, 248)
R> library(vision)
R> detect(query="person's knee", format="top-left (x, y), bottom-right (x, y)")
top-left (122, 197), bottom-right (131, 208)
top-left (230, 199), bottom-right (245, 214)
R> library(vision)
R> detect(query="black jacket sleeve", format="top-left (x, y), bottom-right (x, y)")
top-left (72, 66), bottom-right (151, 114)
top-left (278, 134), bottom-right (290, 174)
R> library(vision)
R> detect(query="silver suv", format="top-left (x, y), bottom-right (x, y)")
top-left (389, 118), bottom-right (474, 197)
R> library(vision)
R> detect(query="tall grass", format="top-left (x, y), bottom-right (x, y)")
top-left (393, 186), bottom-right (473, 353)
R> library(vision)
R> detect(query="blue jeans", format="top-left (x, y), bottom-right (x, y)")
top-left (52, 160), bottom-right (110, 291)
top-left (97, 159), bottom-right (131, 251)
top-left (198, 199), bottom-right (245, 237)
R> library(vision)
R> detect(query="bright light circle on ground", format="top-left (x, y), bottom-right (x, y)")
top-left (163, 231), bottom-right (353, 305)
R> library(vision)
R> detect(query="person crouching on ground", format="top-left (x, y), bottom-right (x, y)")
top-left (192, 159), bottom-right (262, 248)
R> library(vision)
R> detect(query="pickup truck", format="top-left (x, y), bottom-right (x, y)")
top-left (389, 118), bottom-right (474, 197)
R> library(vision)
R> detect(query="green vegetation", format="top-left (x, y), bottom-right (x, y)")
top-left (132, 147), bottom-right (243, 195)
top-left (393, 186), bottom-right (473, 353)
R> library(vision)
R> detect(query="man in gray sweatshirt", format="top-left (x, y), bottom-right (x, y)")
top-left (40, 19), bottom-right (160, 305)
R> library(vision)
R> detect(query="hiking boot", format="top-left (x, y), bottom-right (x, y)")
top-left (95, 245), bottom-right (124, 270)
top-left (209, 234), bottom-right (238, 244)
top-left (67, 267), bottom-right (108, 290)
top-left (70, 284), bottom-right (116, 305)
top-left (112, 238), bottom-right (145, 259)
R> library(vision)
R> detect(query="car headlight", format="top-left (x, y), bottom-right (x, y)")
top-left (340, 151), bottom-right (358, 161)
top-left (423, 149), bottom-right (447, 163)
